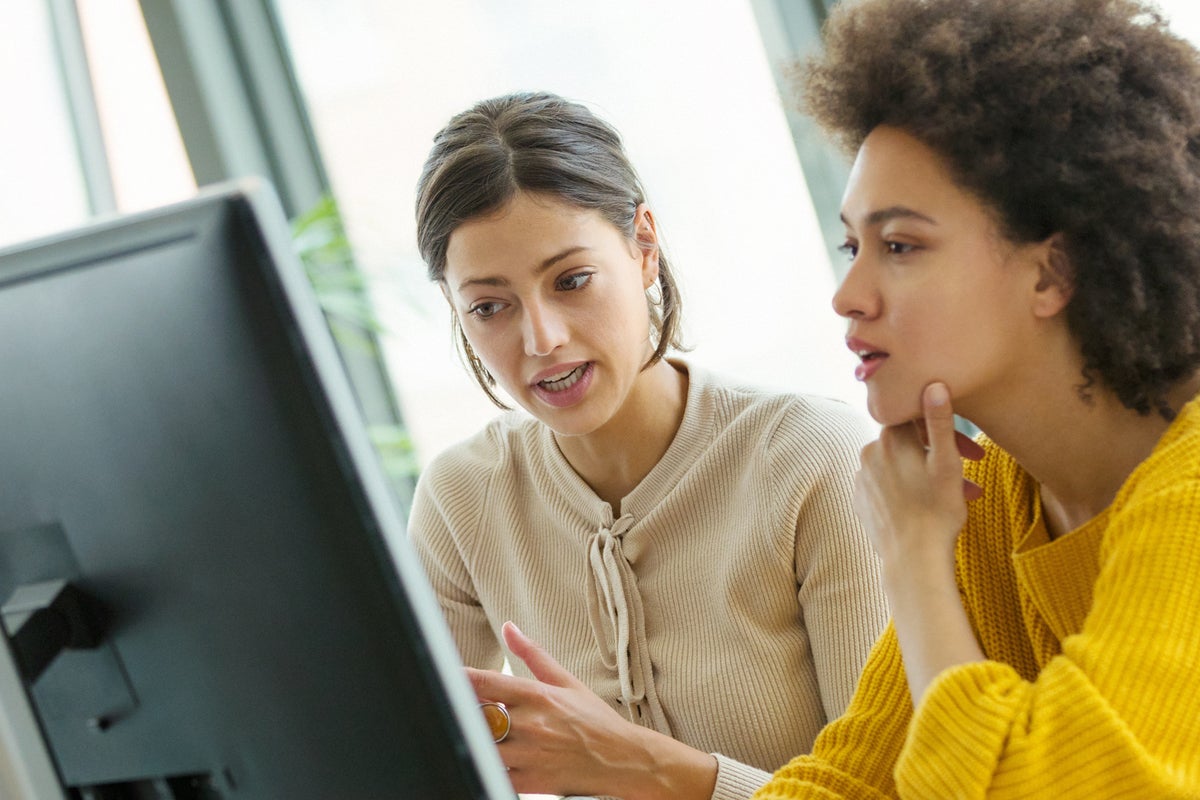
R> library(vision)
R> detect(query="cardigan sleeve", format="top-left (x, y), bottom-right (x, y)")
top-left (752, 622), bottom-right (911, 799)
top-left (894, 481), bottom-right (1200, 799)
top-left (408, 449), bottom-right (505, 671)
top-left (701, 397), bottom-right (885, 800)
top-left (792, 452), bottom-right (889, 720)
top-left (784, 399), bottom-right (889, 719)
top-left (711, 756), bottom-right (773, 800)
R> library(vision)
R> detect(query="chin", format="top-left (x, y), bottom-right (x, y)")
top-left (527, 404), bottom-right (603, 438)
top-left (866, 394), bottom-right (923, 428)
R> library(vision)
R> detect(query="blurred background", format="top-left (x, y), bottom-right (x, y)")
top-left (2, 0), bottom-right (858, 512)
top-left (6, 0), bottom-right (1199, 509)
top-left (8, 0), bottom-right (1200, 508)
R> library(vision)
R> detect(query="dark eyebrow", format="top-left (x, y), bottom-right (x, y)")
top-left (455, 246), bottom-right (590, 291)
top-left (840, 206), bottom-right (938, 229)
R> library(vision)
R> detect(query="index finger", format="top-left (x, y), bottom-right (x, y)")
top-left (922, 382), bottom-right (962, 474)
top-left (465, 666), bottom-right (541, 706)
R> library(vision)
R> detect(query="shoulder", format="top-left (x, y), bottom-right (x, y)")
top-left (1107, 399), bottom-right (1200, 539)
top-left (776, 392), bottom-right (876, 447)
top-left (1125, 397), bottom-right (1200, 499)
top-left (686, 362), bottom-right (875, 466)
top-left (1096, 403), bottom-right (1200, 615)
top-left (416, 411), bottom-right (539, 503)
top-left (410, 412), bottom-right (543, 550)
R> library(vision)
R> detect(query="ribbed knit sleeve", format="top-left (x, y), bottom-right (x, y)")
top-left (752, 623), bottom-right (910, 800)
top-left (712, 756), bottom-right (773, 800)
top-left (701, 392), bottom-right (886, 800)
top-left (408, 427), bottom-right (506, 671)
top-left (781, 400), bottom-right (888, 720)
top-left (895, 478), bottom-right (1200, 798)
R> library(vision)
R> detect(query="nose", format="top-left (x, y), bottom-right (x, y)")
top-left (522, 300), bottom-right (568, 357)
top-left (831, 256), bottom-right (879, 320)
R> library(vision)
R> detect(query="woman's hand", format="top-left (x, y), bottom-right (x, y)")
top-left (855, 382), bottom-right (986, 703)
top-left (468, 621), bottom-right (717, 800)
top-left (855, 382), bottom-right (984, 569)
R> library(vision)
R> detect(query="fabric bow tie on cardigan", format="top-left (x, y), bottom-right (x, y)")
top-left (585, 513), bottom-right (672, 734)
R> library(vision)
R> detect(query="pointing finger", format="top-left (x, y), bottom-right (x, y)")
top-left (922, 382), bottom-right (960, 473)
top-left (502, 621), bottom-right (582, 689)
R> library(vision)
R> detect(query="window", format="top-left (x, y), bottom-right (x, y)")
top-left (76, 0), bottom-right (195, 213)
top-left (0, 0), bottom-right (193, 250)
top-left (0, 2), bottom-right (89, 247)
top-left (14, 0), bottom-right (1200, 466)
top-left (273, 0), bottom-right (866, 467)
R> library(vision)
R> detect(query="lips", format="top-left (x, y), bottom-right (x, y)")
top-left (532, 361), bottom-right (589, 388)
top-left (537, 363), bottom-right (587, 391)
top-left (530, 361), bottom-right (594, 408)
top-left (846, 337), bottom-right (888, 382)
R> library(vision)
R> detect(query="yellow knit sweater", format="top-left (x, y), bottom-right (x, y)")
top-left (754, 398), bottom-right (1200, 799)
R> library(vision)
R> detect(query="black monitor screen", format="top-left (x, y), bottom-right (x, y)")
top-left (0, 180), bottom-right (514, 799)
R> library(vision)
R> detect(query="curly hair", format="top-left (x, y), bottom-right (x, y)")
top-left (803, 0), bottom-right (1200, 418)
top-left (415, 92), bottom-right (684, 409)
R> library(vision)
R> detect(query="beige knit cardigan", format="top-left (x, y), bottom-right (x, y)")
top-left (410, 362), bottom-right (888, 799)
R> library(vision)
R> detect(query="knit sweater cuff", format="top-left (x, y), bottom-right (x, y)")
top-left (711, 753), bottom-right (772, 800)
top-left (896, 660), bottom-right (1027, 798)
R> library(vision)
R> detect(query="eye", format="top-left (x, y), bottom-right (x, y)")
top-left (837, 241), bottom-right (859, 260)
top-left (468, 301), bottom-right (506, 319)
top-left (885, 241), bottom-right (916, 255)
top-left (556, 271), bottom-right (592, 292)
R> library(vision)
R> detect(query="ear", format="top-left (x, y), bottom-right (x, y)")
top-left (1030, 233), bottom-right (1073, 319)
top-left (633, 203), bottom-right (661, 289)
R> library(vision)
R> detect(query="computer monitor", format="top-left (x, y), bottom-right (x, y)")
top-left (0, 179), bottom-right (514, 799)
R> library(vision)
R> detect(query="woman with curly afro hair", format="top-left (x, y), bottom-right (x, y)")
top-left (753, 0), bottom-right (1200, 797)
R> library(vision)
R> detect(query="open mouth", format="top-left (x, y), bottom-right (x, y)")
top-left (537, 363), bottom-right (588, 392)
top-left (848, 343), bottom-right (888, 382)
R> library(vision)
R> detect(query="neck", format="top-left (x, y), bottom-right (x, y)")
top-left (554, 359), bottom-right (688, 512)
top-left (977, 372), bottom-right (1200, 539)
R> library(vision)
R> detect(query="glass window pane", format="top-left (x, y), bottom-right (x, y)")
top-left (0, 1), bottom-right (90, 247)
top-left (276, 0), bottom-right (867, 466)
top-left (76, 0), bottom-right (195, 214)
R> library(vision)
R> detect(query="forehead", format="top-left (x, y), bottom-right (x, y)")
top-left (444, 193), bottom-right (611, 279)
top-left (840, 126), bottom-right (986, 226)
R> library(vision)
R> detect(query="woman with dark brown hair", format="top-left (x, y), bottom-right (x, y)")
top-left (409, 91), bottom-right (888, 799)
top-left (755, 0), bottom-right (1200, 797)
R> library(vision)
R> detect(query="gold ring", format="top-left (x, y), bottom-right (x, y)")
top-left (479, 701), bottom-right (510, 743)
